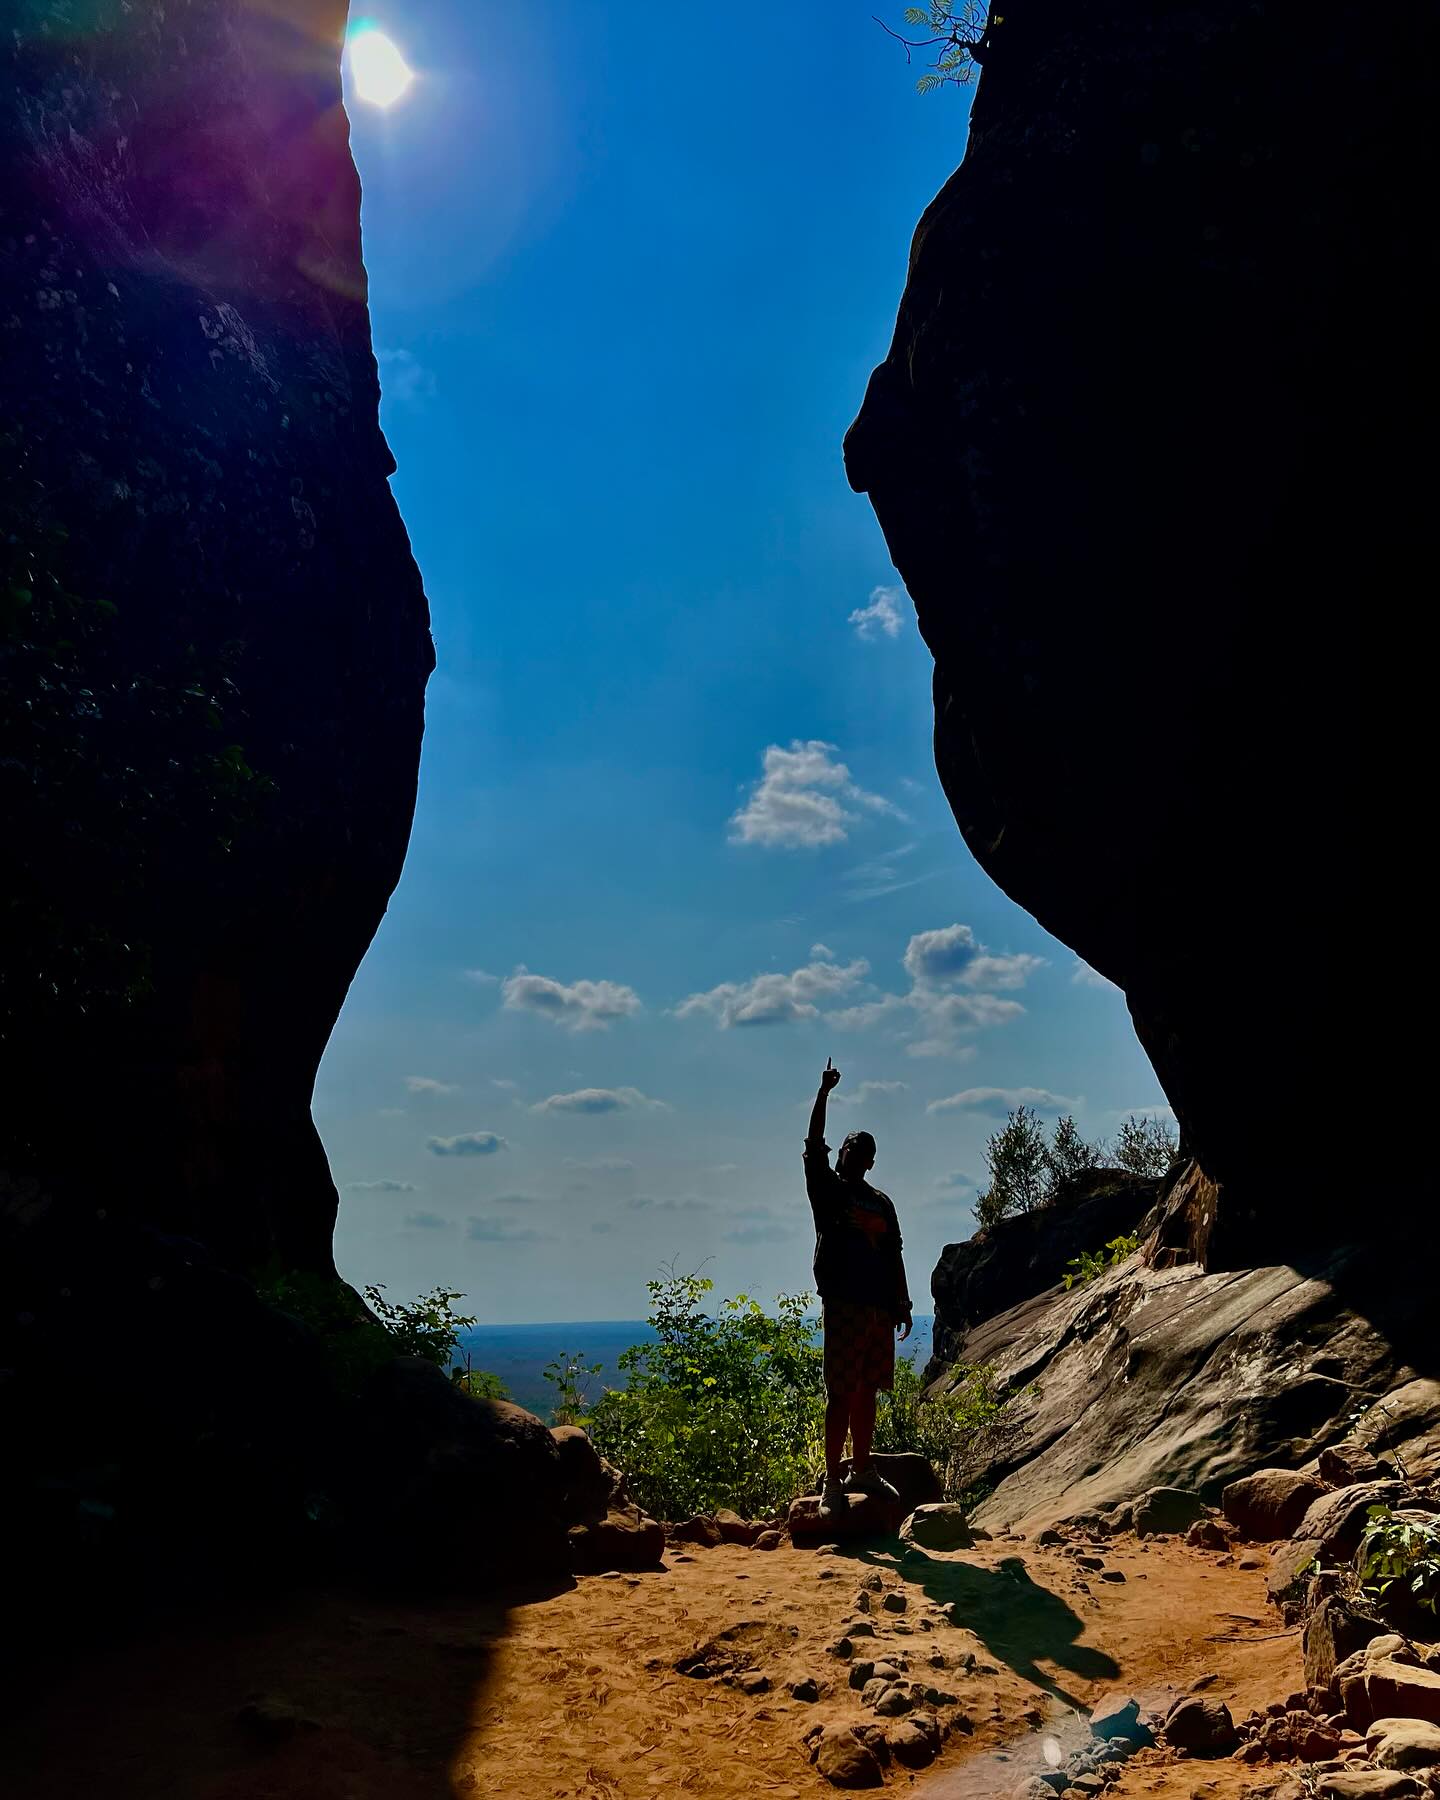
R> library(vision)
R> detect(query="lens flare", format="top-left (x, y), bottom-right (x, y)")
top-left (347, 28), bottom-right (414, 109)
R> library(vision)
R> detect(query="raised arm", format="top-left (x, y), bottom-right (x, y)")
top-left (808, 1056), bottom-right (841, 1143)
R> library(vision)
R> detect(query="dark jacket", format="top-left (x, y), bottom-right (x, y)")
top-left (804, 1136), bottom-right (911, 1316)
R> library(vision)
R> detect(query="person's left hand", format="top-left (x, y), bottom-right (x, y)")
top-left (896, 1310), bottom-right (912, 1342)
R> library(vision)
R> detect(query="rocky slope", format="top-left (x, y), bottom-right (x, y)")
top-left (845, 3), bottom-right (1433, 1249)
top-left (0, 2), bottom-right (563, 1616)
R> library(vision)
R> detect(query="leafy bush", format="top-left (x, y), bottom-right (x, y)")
top-left (588, 1272), bottom-right (825, 1521)
top-left (260, 1273), bottom-right (478, 1399)
top-left (876, 1354), bottom-right (1015, 1505)
top-left (450, 1362), bottom-right (510, 1402)
top-left (1110, 1113), bottom-right (1179, 1177)
top-left (1356, 1505), bottom-right (1440, 1617)
top-left (1062, 1232), bottom-right (1140, 1291)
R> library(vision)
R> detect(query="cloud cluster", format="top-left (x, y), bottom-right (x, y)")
top-left (926, 1086), bottom-right (1077, 1117)
top-left (405, 1210), bottom-right (449, 1230)
top-left (832, 1079), bottom-right (909, 1107)
top-left (405, 1074), bottom-right (457, 1095)
top-left (1071, 959), bottom-right (1120, 992)
top-left (427, 1131), bottom-right (507, 1156)
top-left (848, 586), bottom-right (905, 641)
top-left (675, 957), bottom-right (869, 1028)
top-left (501, 967), bottom-right (641, 1032)
top-left (729, 740), bottom-right (897, 850)
top-left (466, 1216), bottom-right (549, 1243)
top-left (345, 1178), bottom-right (416, 1193)
top-left (533, 1087), bottom-right (667, 1114)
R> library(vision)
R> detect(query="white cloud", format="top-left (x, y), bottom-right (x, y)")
top-left (903, 923), bottom-right (978, 984)
top-left (675, 957), bottom-right (869, 1028)
top-left (376, 347), bottom-right (436, 406)
top-left (427, 1131), bottom-right (507, 1155)
top-left (345, 1179), bottom-right (416, 1193)
top-left (833, 1079), bottom-right (909, 1106)
top-left (492, 1077), bottom-right (520, 1091)
top-left (848, 585), bottom-right (905, 641)
top-left (465, 1216), bottom-right (549, 1243)
top-left (810, 942), bottom-right (836, 960)
top-left (533, 1087), bottom-right (668, 1114)
top-left (464, 968), bottom-right (500, 986)
top-left (405, 1074), bottom-right (458, 1095)
top-left (960, 952), bottom-right (1047, 990)
top-left (501, 967), bottom-right (642, 1032)
top-left (933, 1170), bottom-right (981, 1192)
top-left (729, 740), bottom-right (899, 850)
top-left (926, 1087), bottom-right (1078, 1117)
top-left (1072, 959), bottom-right (1120, 992)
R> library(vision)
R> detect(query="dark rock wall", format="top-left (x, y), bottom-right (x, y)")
top-left (847, 5), bottom-right (1432, 1239)
top-left (925, 1169), bottom-right (1158, 1377)
top-left (2, 0), bottom-right (432, 1272)
top-left (1, 2), bottom-right (444, 1613)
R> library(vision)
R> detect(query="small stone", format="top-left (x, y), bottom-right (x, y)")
top-left (1090, 1695), bottom-right (1141, 1741)
top-left (923, 1685), bottom-right (958, 1706)
top-left (1187, 1519), bottom-right (1230, 1551)
top-left (790, 1677), bottom-right (821, 1702)
top-left (853, 1591), bottom-right (873, 1614)
top-left (753, 1529), bottom-right (783, 1550)
top-left (1315, 1774), bottom-right (1425, 1800)
top-left (1238, 1553), bottom-right (1263, 1570)
top-left (813, 1724), bottom-right (885, 1788)
top-left (888, 1719), bottom-right (938, 1768)
top-left (1163, 1696), bottom-right (1238, 1754)
top-left (859, 1571), bottom-right (883, 1591)
top-left (1100, 1570), bottom-right (1126, 1583)
top-left (826, 1637), bottom-right (854, 1659)
top-left (882, 1591), bottom-right (908, 1613)
top-left (874, 1685), bottom-right (914, 1717)
top-left (849, 1660), bottom-right (876, 1689)
top-left (236, 1696), bottom-right (323, 1744)
top-left (737, 1671), bottom-right (769, 1695)
top-left (846, 1617), bottom-right (877, 1638)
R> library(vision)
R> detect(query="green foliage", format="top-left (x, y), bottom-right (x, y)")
top-left (887, 2), bottom-right (994, 92)
top-left (542, 1350), bottom-right (604, 1426)
top-left (1356, 1505), bottom-right (1440, 1616)
top-left (259, 1273), bottom-right (477, 1399)
top-left (975, 1109), bottom-right (1104, 1229)
top-left (588, 1272), bottom-right (825, 1521)
top-left (974, 1104), bottom-right (1049, 1228)
top-left (1062, 1232), bottom-right (1140, 1291)
top-left (451, 1364), bottom-right (510, 1402)
top-left (875, 1354), bottom-right (1015, 1505)
top-left (1110, 1113), bottom-right (1180, 1178)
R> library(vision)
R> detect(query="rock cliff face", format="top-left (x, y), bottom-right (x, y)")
top-left (846, 4), bottom-right (1432, 1247)
top-left (2, 0), bottom-right (431, 1273)
top-left (0, 3), bottom-right (521, 1610)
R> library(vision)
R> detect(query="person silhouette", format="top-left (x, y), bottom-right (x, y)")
top-left (804, 1057), bottom-right (912, 1515)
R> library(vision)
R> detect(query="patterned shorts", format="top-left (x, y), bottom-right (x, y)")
top-left (822, 1300), bottom-right (895, 1396)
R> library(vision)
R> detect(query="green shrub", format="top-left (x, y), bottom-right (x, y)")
top-left (1110, 1113), bottom-right (1179, 1177)
top-left (259, 1272), bottom-right (477, 1399)
top-left (588, 1272), bottom-right (825, 1521)
top-left (1356, 1505), bottom-right (1440, 1617)
top-left (876, 1354), bottom-right (1015, 1505)
top-left (542, 1350), bottom-right (604, 1426)
top-left (450, 1363), bottom-right (510, 1402)
top-left (975, 1109), bottom-right (1105, 1229)
top-left (1062, 1232), bottom-right (1140, 1291)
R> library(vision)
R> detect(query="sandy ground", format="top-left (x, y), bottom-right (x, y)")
top-left (5, 1532), bottom-right (1301, 1800)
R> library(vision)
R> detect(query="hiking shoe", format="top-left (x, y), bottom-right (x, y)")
top-left (843, 1465), bottom-right (900, 1502)
top-left (817, 1479), bottom-right (847, 1517)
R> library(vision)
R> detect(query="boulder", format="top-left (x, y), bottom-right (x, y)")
top-left (888, 1719), bottom-right (939, 1768)
top-left (1295, 1484), bottom-right (1417, 1562)
top-left (550, 1426), bottom-right (614, 1526)
top-left (668, 1515), bottom-right (725, 1549)
top-left (900, 1503), bottom-right (976, 1552)
top-left (1132, 1488), bottom-right (1207, 1536)
top-left (1315, 1775), bottom-right (1425, 1800)
top-left (1369, 1720), bottom-right (1440, 1770)
top-left (1223, 1470), bottom-right (1329, 1541)
top-left (1187, 1518), bottom-right (1230, 1551)
top-left (1161, 1695), bottom-right (1237, 1754)
top-left (789, 1491), bottom-right (904, 1547)
top-left (812, 1725), bottom-right (885, 1789)
top-left (568, 1503), bottom-right (665, 1574)
top-left (1090, 1694), bottom-right (1142, 1741)
top-left (1305, 1596), bottom-right (1388, 1694)
top-left (715, 1509), bottom-right (762, 1546)
top-left (1342, 1661), bottom-right (1440, 1732)
top-left (346, 1363), bottom-right (568, 1582)
top-left (843, 1454), bottom-right (943, 1514)
top-left (1321, 1447), bottom-right (1389, 1487)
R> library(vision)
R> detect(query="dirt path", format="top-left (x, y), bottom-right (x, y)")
top-left (5, 1533), bottom-right (1300, 1799)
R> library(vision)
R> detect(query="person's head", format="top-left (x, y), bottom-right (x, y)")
top-left (837, 1129), bottom-right (876, 1182)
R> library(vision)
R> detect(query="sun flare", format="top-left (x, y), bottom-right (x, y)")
top-left (347, 28), bottom-right (414, 109)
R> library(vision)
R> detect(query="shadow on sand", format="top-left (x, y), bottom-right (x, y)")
top-left (844, 1543), bottom-right (1118, 1710)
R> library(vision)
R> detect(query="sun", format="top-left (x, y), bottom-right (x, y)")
top-left (346, 26), bottom-right (415, 109)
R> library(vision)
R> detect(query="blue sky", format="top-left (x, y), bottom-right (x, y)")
top-left (316, 6), bottom-right (1168, 1323)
